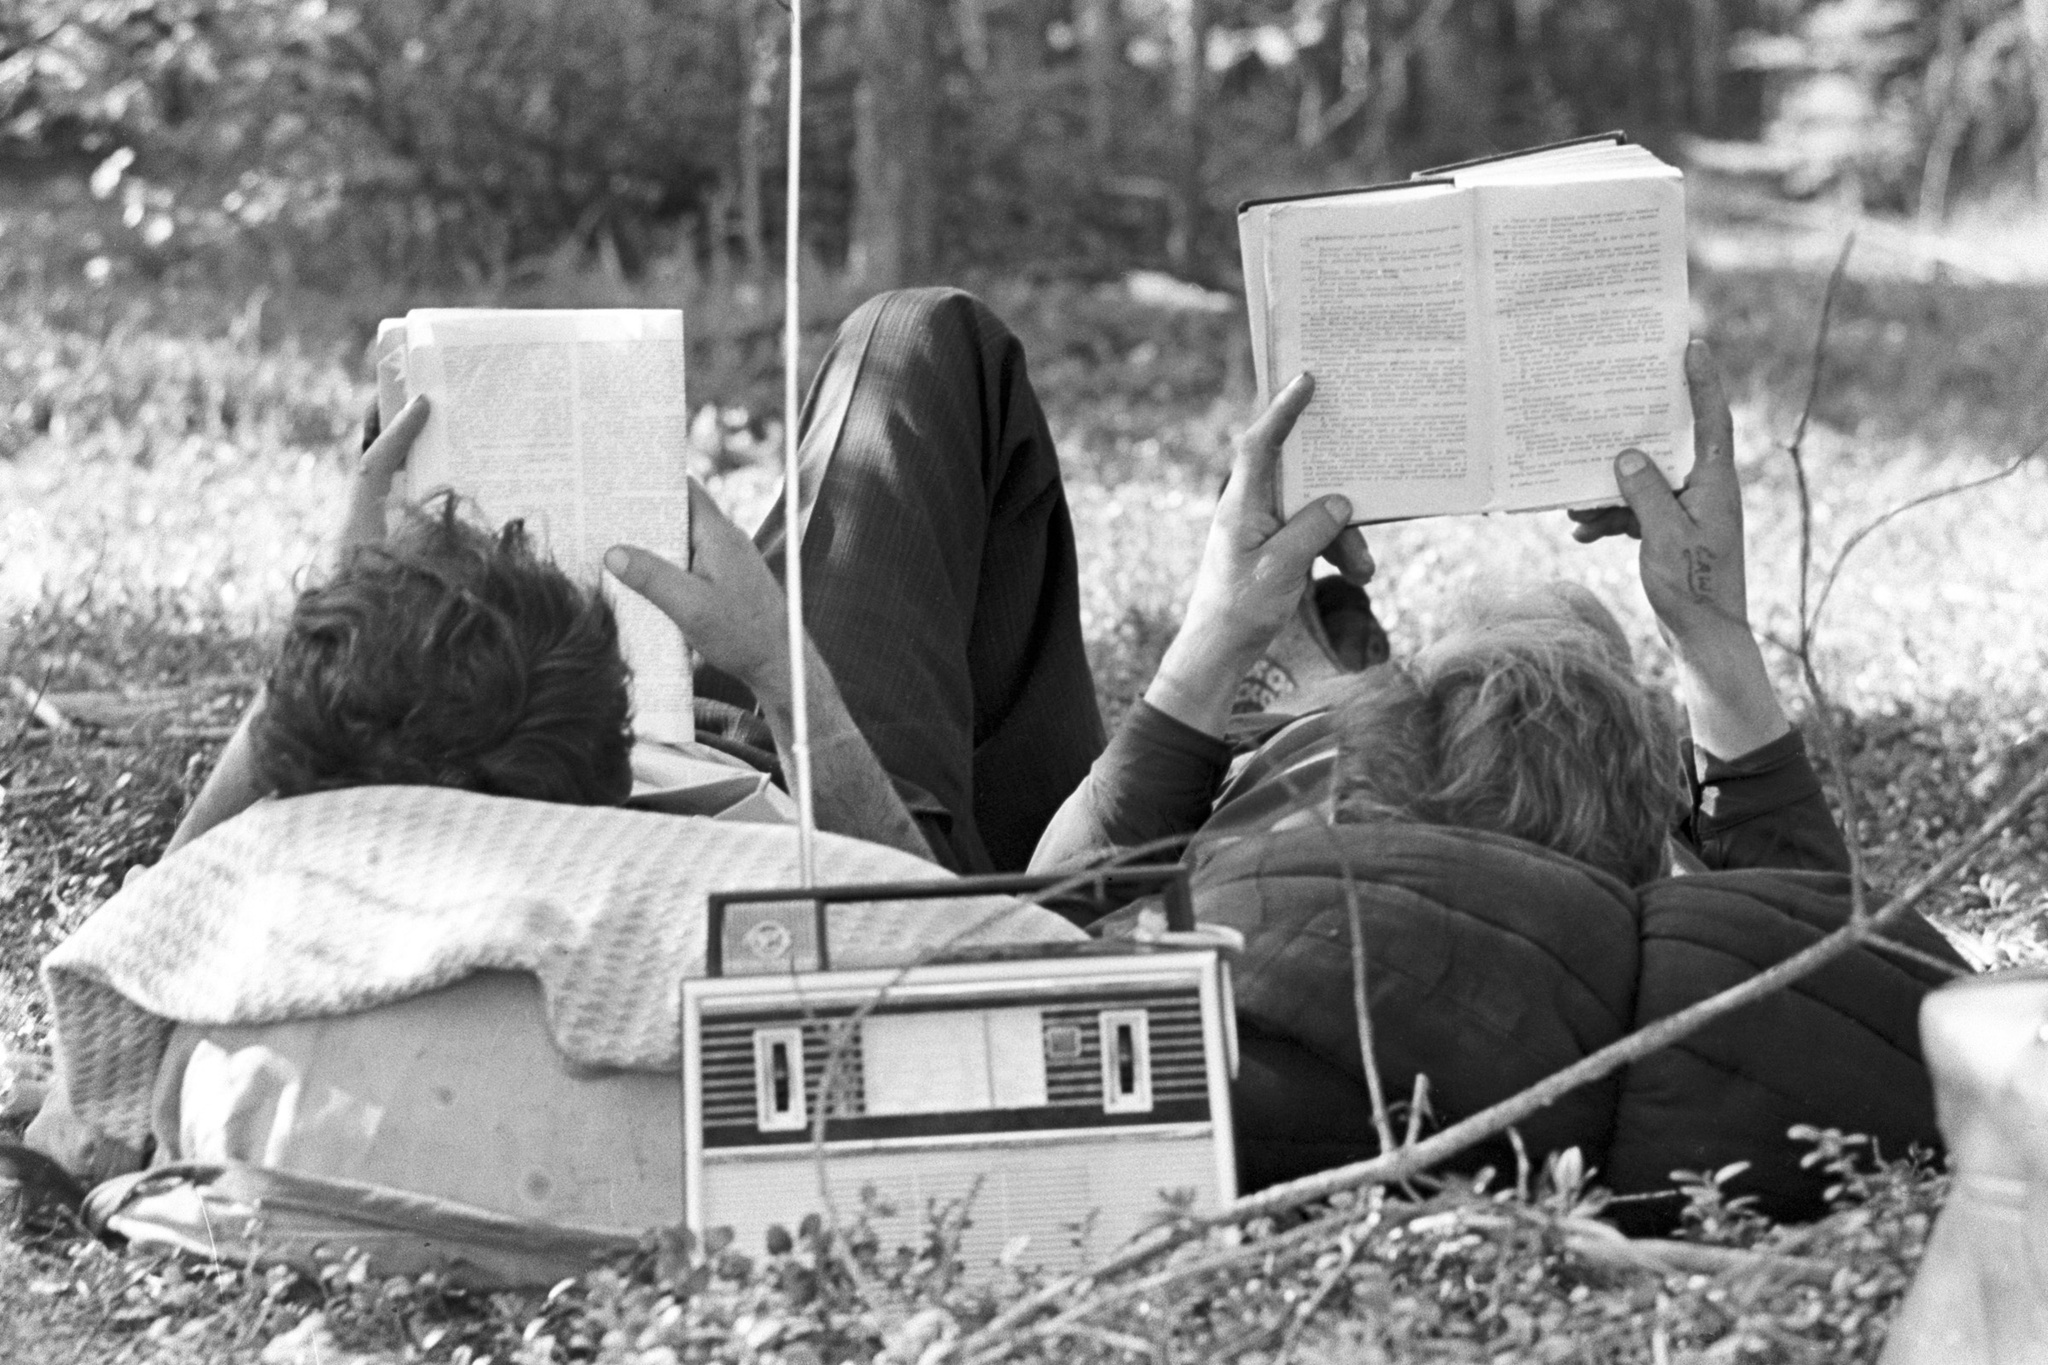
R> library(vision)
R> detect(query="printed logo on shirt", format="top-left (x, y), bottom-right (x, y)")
top-left (1232, 658), bottom-right (1296, 715)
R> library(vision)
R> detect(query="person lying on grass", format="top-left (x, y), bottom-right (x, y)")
top-left (168, 288), bottom-right (1842, 893)
top-left (1032, 334), bottom-right (1846, 884)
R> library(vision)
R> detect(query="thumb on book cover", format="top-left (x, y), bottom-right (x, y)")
top-left (1614, 448), bottom-right (1683, 538)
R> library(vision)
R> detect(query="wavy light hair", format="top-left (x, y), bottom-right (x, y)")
top-left (1332, 582), bottom-right (1684, 885)
top-left (256, 495), bottom-right (634, 807)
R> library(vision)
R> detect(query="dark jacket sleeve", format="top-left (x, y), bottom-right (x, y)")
top-left (1677, 729), bottom-right (1851, 875)
top-left (1028, 700), bottom-right (1232, 870)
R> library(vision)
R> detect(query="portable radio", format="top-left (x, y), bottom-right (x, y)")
top-left (681, 868), bottom-right (1240, 1271)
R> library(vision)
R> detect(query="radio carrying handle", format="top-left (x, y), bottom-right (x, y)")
top-left (705, 864), bottom-right (1195, 977)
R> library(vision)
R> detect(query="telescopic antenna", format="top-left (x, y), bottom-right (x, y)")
top-left (781, 0), bottom-right (818, 886)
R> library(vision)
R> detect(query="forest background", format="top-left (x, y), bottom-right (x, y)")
top-left (5, 0), bottom-right (2048, 300)
top-left (4, 0), bottom-right (2048, 1361)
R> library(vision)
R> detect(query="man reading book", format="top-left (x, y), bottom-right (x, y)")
top-left (170, 288), bottom-right (1840, 890)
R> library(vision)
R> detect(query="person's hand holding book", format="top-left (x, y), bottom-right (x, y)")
top-left (605, 490), bottom-right (936, 861)
top-left (1572, 339), bottom-right (1790, 766)
top-left (336, 395), bottom-right (429, 564)
top-left (605, 482), bottom-right (792, 706)
top-left (1145, 373), bottom-right (1365, 738)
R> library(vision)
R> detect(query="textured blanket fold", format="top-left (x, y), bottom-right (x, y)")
top-left (44, 786), bottom-right (1080, 1144)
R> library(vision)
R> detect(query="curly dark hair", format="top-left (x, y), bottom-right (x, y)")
top-left (254, 496), bottom-right (635, 807)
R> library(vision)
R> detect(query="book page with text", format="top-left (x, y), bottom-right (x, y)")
top-left (1267, 185), bottom-right (1491, 521)
top-left (402, 309), bottom-right (694, 743)
top-left (1474, 174), bottom-right (1692, 511)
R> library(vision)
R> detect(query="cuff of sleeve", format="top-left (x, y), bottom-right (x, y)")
top-left (1686, 728), bottom-right (1822, 826)
top-left (1117, 699), bottom-right (1236, 769)
top-left (1087, 700), bottom-right (1233, 842)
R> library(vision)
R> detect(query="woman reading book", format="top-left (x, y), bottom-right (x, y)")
top-left (1031, 334), bottom-right (1845, 882)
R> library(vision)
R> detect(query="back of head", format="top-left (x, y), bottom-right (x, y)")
top-left (256, 497), bottom-right (634, 807)
top-left (1333, 582), bottom-right (1682, 885)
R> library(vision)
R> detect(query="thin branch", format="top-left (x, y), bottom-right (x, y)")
top-left (1402, 1074), bottom-right (1430, 1149)
top-left (1796, 653), bottom-right (1870, 922)
top-left (1787, 233), bottom-right (1856, 651)
top-left (1273, 1223), bottom-right (1365, 1365)
top-left (1508, 1127), bottom-right (1533, 1202)
top-left (5, 675), bottom-right (71, 735)
top-left (1339, 863), bottom-right (1398, 1155)
top-left (2, 664), bottom-right (64, 762)
top-left (1805, 430), bottom-right (2047, 639)
top-left (1859, 931), bottom-right (1972, 980)
top-left (1778, 233), bottom-right (1869, 922)
top-left (996, 1197), bottom-right (1395, 1362)
top-left (1484, 1209), bottom-right (1838, 1286)
top-left (1041, 1323), bottom-right (1159, 1358)
top-left (945, 756), bottom-right (2048, 1359)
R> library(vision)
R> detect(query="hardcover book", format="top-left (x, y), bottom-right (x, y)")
top-left (1238, 132), bottom-right (1693, 521)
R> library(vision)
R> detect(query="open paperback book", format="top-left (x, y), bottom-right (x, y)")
top-left (373, 308), bottom-right (694, 744)
top-left (1239, 132), bottom-right (1693, 521)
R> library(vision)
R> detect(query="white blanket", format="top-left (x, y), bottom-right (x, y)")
top-left (44, 786), bottom-right (1082, 1143)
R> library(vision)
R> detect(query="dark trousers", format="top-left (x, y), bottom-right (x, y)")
top-left (700, 289), bottom-right (1106, 874)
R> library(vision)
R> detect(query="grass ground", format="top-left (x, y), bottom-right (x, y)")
top-left (1, 174), bottom-right (2046, 1360)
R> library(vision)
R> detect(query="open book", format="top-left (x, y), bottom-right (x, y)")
top-left (373, 309), bottom-right (694, 743)
top-left (1239, 132), bottom-right (1692, 521)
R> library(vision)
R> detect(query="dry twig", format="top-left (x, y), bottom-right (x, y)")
top-left (1401, 1074), bottom-right (1430, 1149)
top-left (1561, 1223), bottom-right (1834, 1287)
top-left (1782, 236), bottom-right (1872, 918)
top-left (947, 760), bottom-right (2048, 1359)
top-left (3, 671), bottom-right (68, 761)
top-left (1002, 1196), bottom-right (1394, 1359)
top-left (1805, 429), bottom-right (2046, 639)
top-left (1339, 864), bottom-right (1398, 1156)
top-left (1273, 1223), bottom-right (1366, 1365)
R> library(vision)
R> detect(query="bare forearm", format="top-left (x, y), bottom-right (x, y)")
top-left (755, 643), bottom-right (935, 862)
top-left (1669, 624), bottom-right (1790, 776)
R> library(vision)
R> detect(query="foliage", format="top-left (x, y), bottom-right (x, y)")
top-left (2, 0), bottom-right (747, 285)
top-left (7, 0), bottom-right (2043, 292)
top-left (0, 1133), bottom-right (1952, 1361)
top-left (1738, 0), bottom-right (2048, 212)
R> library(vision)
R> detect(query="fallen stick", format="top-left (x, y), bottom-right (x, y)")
top-left (5, 675), bottom-right (71, 735)
top-left (946, 758), bottom-right (2048, 1360)
top-left (1563, 1226), bottom-right (1834, 1287)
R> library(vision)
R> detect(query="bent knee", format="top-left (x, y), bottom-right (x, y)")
top-left (839, 286), bottom-right (1011, 362)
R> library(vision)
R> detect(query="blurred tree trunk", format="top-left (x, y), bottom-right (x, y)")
top-left (1165, 0), bottom-right (1210, 271)
top-left (1919, 4), bottom-right (1968, 225)
top-left (737, 0), bottom-right (776, 275)
top-left (1079, 0), bottom-right (1119, 164)
top-left (1688, 0), bottom-right (1722, 133)
top-left (1296, 1), bottom-right (1381, 157)
top-left (850, 0), bottom-right (940, 288)
top-left (956, 0), bottom-right (990, 73)
top-left (2026, 0), bottom-right (2048, 194)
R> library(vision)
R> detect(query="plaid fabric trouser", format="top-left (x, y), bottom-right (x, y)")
top-left (698, 288), bottom-right (1107, 874)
